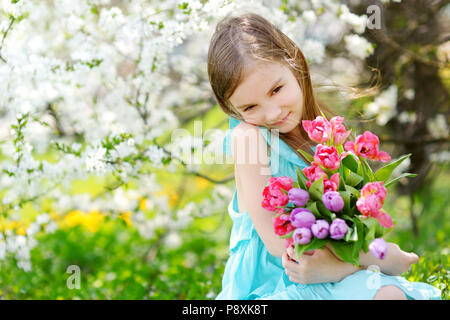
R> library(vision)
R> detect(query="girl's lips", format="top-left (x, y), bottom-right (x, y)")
top-left (273, 112), bottom-right (290, 126)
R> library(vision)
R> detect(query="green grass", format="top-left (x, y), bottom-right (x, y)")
top-left (0, 217), bottom-right (229, 299)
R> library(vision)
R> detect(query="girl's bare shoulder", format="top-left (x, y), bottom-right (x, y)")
top-left (230, 122), bottom-right (270, 166)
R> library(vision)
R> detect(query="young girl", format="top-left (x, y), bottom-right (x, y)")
top-left (207, 12), bottom-right (441, 300)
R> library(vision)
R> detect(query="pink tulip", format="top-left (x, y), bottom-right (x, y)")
top-left (323, 173), bottom-right (340, 193)
top-left (273, 214), bottom-right (295, 236)
top-left (344, 131), bottom-right (391, 162)
top-left (360, 181), bottom-right (387, 202)
top-left (302, 116), bottom-right (332, 144)
top-left (356, 193), bottom-right (383, 216)
top-left (356, 182), bottom-right (387, 216)
top-left (313, 144), bottom-right (348, 171)
top-left (356, 182), bottom-right (393, 228)
top-left (330, 116), bottom-right (352, 145)
top-left (262, 177), bottom-right (294, 213)
top-left (302, 163), bottom-right (327, 188)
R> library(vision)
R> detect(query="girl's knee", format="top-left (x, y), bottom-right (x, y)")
top-left (373, 285), bottom-right (407, 300)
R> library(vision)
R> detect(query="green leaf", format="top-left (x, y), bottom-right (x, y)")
top-left (360, 157), bottom-right (375, 182)
top-left (344, 226), bottom-right (354, 242)
top-left (306, 201), bottom-right (321, 218)
top-left (345, 172), bottom-right (364, 187)
top-left (374, 154), bottom-right (412, 182)
top-left (280, 230), bottom-right (294, 239)
top-left (384, 173), bottom-right (417, 188)
top-left (309, 176), bottom-right (324, 201)
top-left (330, 241), bottom-right (358, 265)
top-left (342, 153), bottom-right (359, 173)
top-left (345, 185), bottom-right (360, 198)
top-left (316, 201), bottom-right (332, 218)
top-left (338, 191), bottom-right (352, 212)
top-left (296, 169), bottom-right (308, 190)
top-left (350, 219), bottom-right (365, 267)
top-left (295, 238), bottom-right (328, 257)
top-left (338, 172), bottom-right (346, 191)
top-left (297, 149), bottom-right (314, 164)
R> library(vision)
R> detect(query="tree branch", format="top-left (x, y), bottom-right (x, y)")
top-left (0, 17), bottom-right (15, 63)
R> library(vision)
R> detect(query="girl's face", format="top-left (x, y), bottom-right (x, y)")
top-left (229, 61), bottom-right (304, 134)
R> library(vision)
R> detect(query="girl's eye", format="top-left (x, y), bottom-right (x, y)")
top-left (273, 85), bottom-right (283, 94)
top-left (244, 105), bottom-right (255, 112)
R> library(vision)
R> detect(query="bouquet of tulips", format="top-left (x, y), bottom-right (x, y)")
top-left (261, 115), bottom-right (416, 266)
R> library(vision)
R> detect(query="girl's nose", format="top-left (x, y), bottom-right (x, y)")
top-left (265, 104), bottom-right (283, 123)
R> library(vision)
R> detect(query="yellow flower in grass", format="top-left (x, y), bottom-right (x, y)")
top-left (138, 197), bottom-right (147, 211)
top-left (155, 189), bottom-right (179, 208)
top-left (83, 210), bottom-right (105, 233)
top-left (16, 225), bottom-right (27, 236)
top-left (119, 211), bottom-right (133, 227)
top-left (194, 176), bottom-right (210, 190)
top-left (169, 191), bottom-right (179, 208)
top-left (0, 219), bottom-right (28, 235)
top-left (62, 210), bottom-right (86, 229)
top-left (61, 210), bottom-right (105, 233)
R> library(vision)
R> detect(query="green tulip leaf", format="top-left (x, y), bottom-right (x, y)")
top-left (298, 149), bottom-right (314, 164)
top-left (342, 153), bottom-right (359, 173)
top-left (384, 173), bottom-right (417, 188)
top-left (374, 154), bottom-right (412, 183)
top-left (345, 172), bottom-right (364, 187)
top-left (309, 176), bottom-right (324, 201)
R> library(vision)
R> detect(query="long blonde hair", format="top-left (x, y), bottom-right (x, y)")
top-left (207, 12), bottom-right (379, 160)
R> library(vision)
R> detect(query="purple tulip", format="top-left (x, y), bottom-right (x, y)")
top-left (322, 191), bottom-right (344, 212)
top-left (288, 188), bottom-right (309, 206)
top-left (311, 219), bottom-right (330, 239)
top-left (290, 208), bottom-right (316, 229)
top-left (369, 238), bottom-right (388, 260)
top-left (293, 227), bottom-right (312, 245)
top-left (329, 218), bottom-right (348, 240)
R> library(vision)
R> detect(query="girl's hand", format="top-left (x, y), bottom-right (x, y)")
top-left (282, 245), bottom-right (360, 284)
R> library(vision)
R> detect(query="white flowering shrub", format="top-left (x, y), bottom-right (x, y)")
top-left (1, 0), bottom-right (446, 275)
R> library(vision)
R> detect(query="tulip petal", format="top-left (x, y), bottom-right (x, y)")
top-left (375, 210), bottom-right (393, 228)
top-left (344, 141), bottom-right (355, 152)
top-left (376, 151), bottom-right (391, 162)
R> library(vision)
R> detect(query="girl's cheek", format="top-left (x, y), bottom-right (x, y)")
top-left (244, 115), bottom-right (262, 126)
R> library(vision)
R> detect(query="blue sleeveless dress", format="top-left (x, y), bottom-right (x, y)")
top-left (216, 117), bottom-right (441, 300)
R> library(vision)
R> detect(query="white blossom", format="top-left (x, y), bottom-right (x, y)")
top-left (365, 85), bottom-right (398, 125)
top-left (427, 114), bottom-right (449, 139)
top-left (344, 34), bottom-right (374, 59)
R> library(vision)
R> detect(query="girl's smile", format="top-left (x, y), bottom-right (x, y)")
top-left (272, 111), bottom-right (291, 127)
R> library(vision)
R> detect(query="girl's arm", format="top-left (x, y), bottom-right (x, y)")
top-left (325, 242), bottom-right (419, 276)
top-left (231, 122), bottom-right (286, 257)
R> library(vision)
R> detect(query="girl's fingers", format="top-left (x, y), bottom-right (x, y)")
top-left (282, 252), bottom-right (301, 273)
top-left (287, 245), bottom-right (294, 257)
top-left (281, 252), bottom-right (289, 268)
